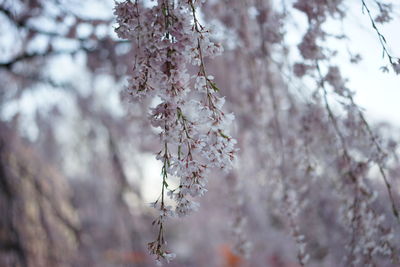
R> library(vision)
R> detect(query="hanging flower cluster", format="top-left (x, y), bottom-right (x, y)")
top-left (292, 0), bottom-right (399, 265)
top-left (114, 0), bottom-right (236, 262)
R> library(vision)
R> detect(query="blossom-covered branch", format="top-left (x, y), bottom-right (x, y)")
top-left (114, 0), bottom-right (236, 262)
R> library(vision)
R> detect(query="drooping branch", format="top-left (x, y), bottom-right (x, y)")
top-left (360, 0), bottom-right (400, 72)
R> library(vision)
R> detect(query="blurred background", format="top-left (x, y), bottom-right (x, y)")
top-left (0, 0), bottom-right (399, 266)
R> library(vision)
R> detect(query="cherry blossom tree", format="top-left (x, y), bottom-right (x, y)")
top-left (1, 0), bottom-right (400, 266)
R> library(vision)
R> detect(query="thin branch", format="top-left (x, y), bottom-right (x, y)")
top-left (0, 48), bottom-right (87, 69)
top-left (360, 0), bottom-right (398, 65)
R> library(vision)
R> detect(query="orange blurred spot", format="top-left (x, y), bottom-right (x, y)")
top-left (219, 244), bottom-right (243, 267)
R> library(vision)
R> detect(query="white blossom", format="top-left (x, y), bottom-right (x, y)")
top-left (114, 0), bottom-right (236, 262)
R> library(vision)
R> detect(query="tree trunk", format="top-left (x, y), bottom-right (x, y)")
top-left (0, 123), bottom-right (79, 267)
